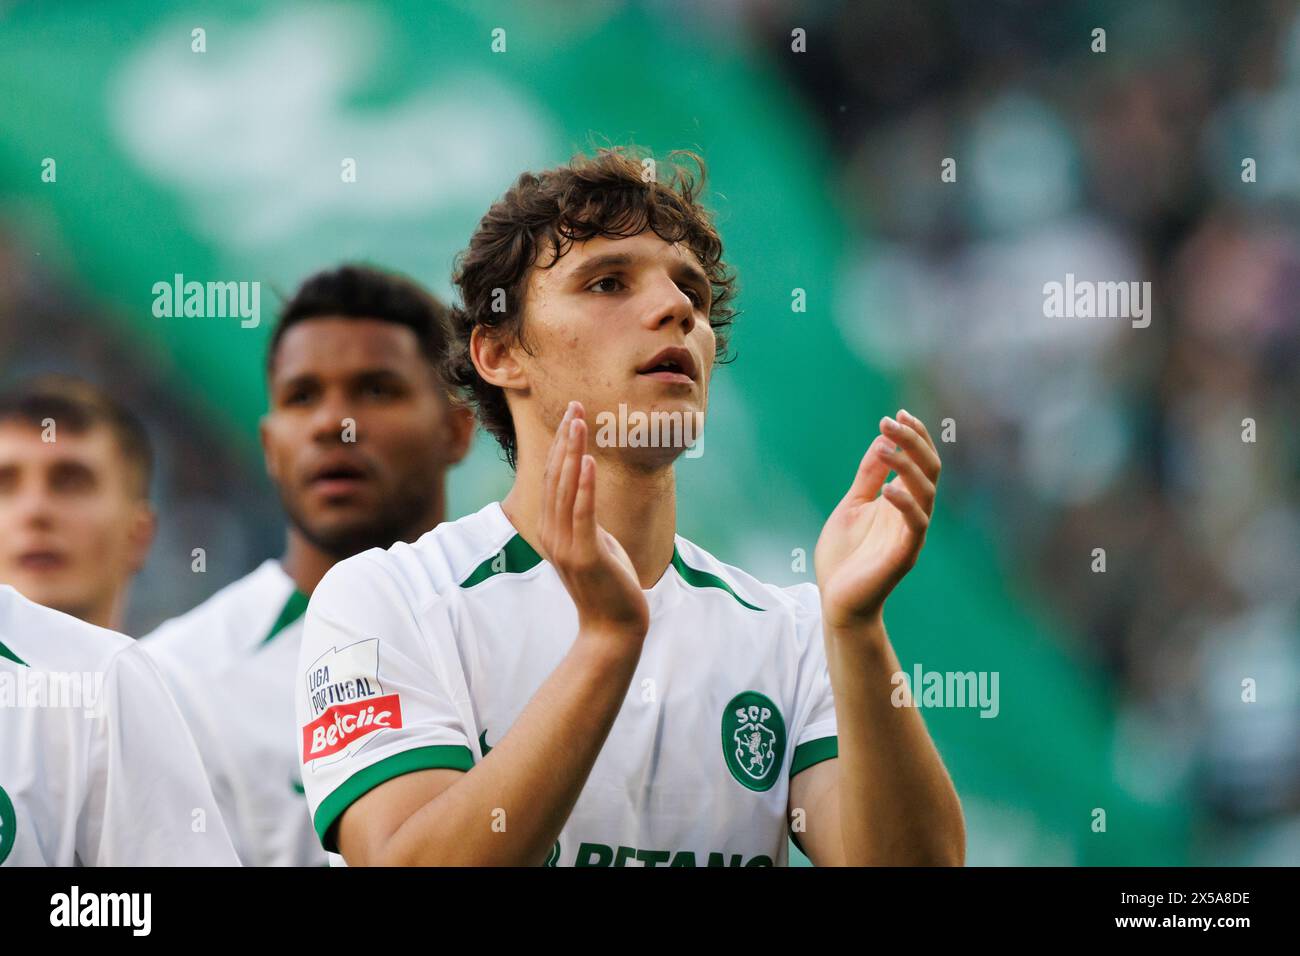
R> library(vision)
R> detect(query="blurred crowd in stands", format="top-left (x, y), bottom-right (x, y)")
top-left (743, 0), bottom-right (1300, 861)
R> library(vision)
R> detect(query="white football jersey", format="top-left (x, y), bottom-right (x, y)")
top-left (145, 560), bottom-right (327, 867)
top-left (297, 502), bottom-right (838, 867)
top-left (0, 585), bottom-right (239, 866)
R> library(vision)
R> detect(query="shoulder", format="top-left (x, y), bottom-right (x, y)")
top-left (142, 560), bottom-right (293, 665)
top-left (0, 584), bottom-right (132, 673)
top-left (311, 503), bottom-right (518, 622)
top-left (671, 537), bottom-right (821, 623)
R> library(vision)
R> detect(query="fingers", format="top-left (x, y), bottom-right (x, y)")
top-left (845, 435), bottom-right (894, 503)
top-left (881, 412), bottom-right (941, 483)
top-left (898, 409), bottom-right (938, 455)
top-left (880, 430), bottom-right (936, 514)
top-left (541, 402), bottom-right (581, 553)
top-left (553, 417), bottom-right (586, 553)
top-left (572, 455), bottom-right (597, 557)
top-left (881, 478), bottom-right (929, 536)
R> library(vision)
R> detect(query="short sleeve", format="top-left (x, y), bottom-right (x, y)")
top-left (296, 553), bottom-right (474, 854)
top-left (82, 644), bottom-right (241, 866)
top-left (786, 583), bottom-right (838, 778)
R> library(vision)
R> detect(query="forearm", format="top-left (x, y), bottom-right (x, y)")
top-left (825, 617), bottom-right (965, 866)
top-left (381, 630), bottom-right (640, 866)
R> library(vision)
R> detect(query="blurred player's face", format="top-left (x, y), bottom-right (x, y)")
top-left (503, 230), bottom-right (715, 468)
top-left (0, 423), bottom-right (154, 627)
top-left (261, 318), bottom-right (472, 559)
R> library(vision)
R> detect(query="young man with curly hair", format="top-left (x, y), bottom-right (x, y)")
top-left (296, 149), bottom-right (965, 867)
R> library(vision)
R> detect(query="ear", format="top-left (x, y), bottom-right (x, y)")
top-left (470, 324), bottom-right (528, 392)
top-left (126, 503), bottom-right (158, 574)
top-left (258, 412), bottom-right (280, 485)
top-left (445, 402), bottom-right (476, 464)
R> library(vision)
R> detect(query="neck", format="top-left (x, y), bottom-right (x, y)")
top-left (280, 534), bottom-right (338, 596)
top-left (281, 486), bottom-right (448, 596)
top-left (83, 592), bottom-right (124, 632)
top-left (502, 445), bottom-right (677, 589)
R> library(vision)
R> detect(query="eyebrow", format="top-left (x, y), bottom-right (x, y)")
top-left (566, 252), bottom-right (712, 301)
top-left (275, 366), bottom-right (409, 389)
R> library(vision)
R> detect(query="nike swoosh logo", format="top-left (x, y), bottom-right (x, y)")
top-left (478, 729), bottom-right (491, 756)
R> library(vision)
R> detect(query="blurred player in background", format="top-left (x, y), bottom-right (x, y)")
top-left (0, 375), bottom-right (156, 630)
top-left (145, 264), bottom-right (474, 867)
top-left (0, 584), bottom-right (239, 865)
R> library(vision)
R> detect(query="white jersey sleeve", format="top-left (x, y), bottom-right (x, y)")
top-left (82, 643), bottom-right (241, 866)
top-left (786, 582), bottom-right (839, 778)
top-left (297, 552), bottom-right (474, 854)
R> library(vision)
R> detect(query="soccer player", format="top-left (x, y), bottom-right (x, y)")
top-left (145, 265), bottom-right (474, 867)
top-left (0, 584), bottom-right (239, 865)
top-left (296, 151), bottom-right (965, 867)
top-left (0, 375), bottom-right (156, 630)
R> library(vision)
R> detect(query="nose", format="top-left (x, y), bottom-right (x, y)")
top-left (642, 274), bottom-right (696, 336)
top-left (309, 389), bottom-right (354, 445)
top-left (7, 483), bottom-right (57, 530)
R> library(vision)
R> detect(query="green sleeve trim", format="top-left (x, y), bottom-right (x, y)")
top-left (312, 744), bottom-right (474, 853)
top-left (788, 736), bottom-right (838, 857)
top-left (789, 735), bottom-right (838, 778)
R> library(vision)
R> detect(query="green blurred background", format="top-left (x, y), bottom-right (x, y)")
top-left (3, 0), bottom-right (1298, 865)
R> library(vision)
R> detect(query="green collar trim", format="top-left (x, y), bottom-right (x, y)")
top-left (671, 548), bottom-right (764, 612)
top-left (460, 532), bottom-right (764, 611)
top-left (260, 589), bottom-right (310, 646)
top-left (0, 639), bottom-right (27, 667)
top-left (460, 534), bottom-right (544, 588)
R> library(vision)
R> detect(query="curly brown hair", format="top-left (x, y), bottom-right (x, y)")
top-left (446, 147), bottom-right (737, 468)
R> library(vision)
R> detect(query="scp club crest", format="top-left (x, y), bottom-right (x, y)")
top-left (722, 691), bottom-right (786, 792)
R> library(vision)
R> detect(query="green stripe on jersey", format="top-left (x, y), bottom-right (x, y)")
top-left (671, 549), bottom-right (764, 611)
top-left (0, 639), bottom-right (27, 666)
top-left (790, 736), bottom-right (838, 777)
top-left (460, 534), bottom-right (544, 588)
top-left (461, 531), bottom-right (764, 612)
top-left (313, 745), bottom-right (474, 853)
top-left (260, 589), bottom-right (310, 646)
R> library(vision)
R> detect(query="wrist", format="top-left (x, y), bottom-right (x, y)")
top-left (822, 606), bottom-right (888, 644)
top-left (572, 622), bottom-right (646, 670)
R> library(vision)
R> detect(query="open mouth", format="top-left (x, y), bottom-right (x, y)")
top-left (308, 459), bottom-right (371, 497)
top-left (637, 347), bottom-right (698, 383)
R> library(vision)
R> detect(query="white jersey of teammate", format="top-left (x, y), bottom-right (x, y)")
top-left (297, 502), bottom-right (838, 867)
top-left (0, 584), bottom-right (239, 866)
top-left (145, 560), bottom-right (327, 867)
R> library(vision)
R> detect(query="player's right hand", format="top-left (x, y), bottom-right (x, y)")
top-left (537, 401), bottom-right (650, 641)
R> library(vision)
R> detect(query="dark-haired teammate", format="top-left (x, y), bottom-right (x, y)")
top-left (297, 152), bottom-right (965, 866)
top-left (146, 265), bottom-right (473, 866)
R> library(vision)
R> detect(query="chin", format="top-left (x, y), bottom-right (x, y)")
top-left (591, 399), bottom-right (706, 463)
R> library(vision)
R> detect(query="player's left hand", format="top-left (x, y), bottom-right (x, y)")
top-left (815, 409), bottom-right (940, 631)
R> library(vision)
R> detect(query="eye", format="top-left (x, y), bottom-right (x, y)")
top-left (363, 381), bottom-right (402, 399)
top-left (50, 466), bottom-right (95, 493)
top-left (587, 276), bottom-right (625, 294)
top-left (680, 284), bottom-right (705, 308)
